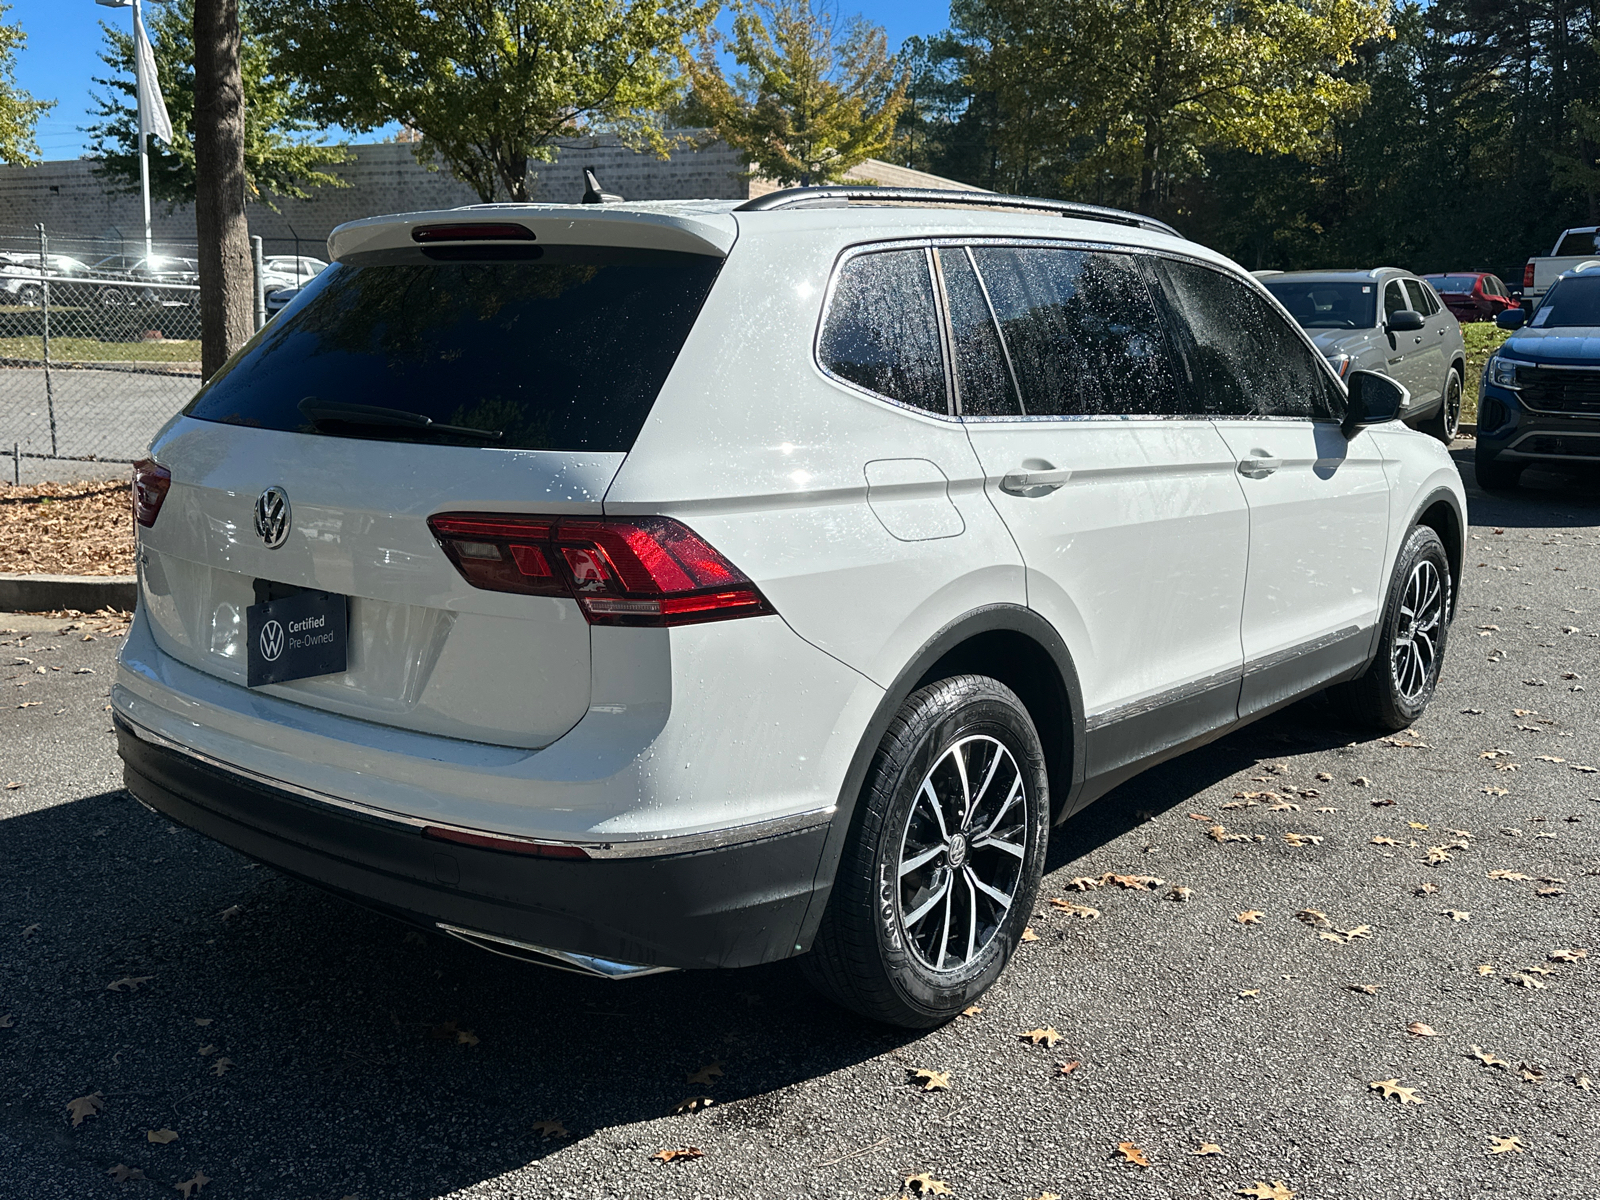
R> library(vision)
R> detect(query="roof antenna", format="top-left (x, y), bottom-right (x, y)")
top-left (580, 168), bottom-right (624, 205)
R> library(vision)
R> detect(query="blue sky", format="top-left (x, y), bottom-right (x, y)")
top-left (9, 0), bottom-right (949, 162)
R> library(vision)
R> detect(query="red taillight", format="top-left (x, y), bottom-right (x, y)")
top-left (1524, 262), bottom-right (1536, 289)
top-left (423, 825), bottom-right (590, 859)
top-left (132, 459), bottom-right (171, 528)
top-left (411, 223), bottom-right (535, 243)
top-left (427, 512), bottom-right (775, 627)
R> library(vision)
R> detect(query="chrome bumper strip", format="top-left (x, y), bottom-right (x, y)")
top-left (116, 710), bottom-right (835, 859)
top-left (434, 923), bottom-right (676, 979)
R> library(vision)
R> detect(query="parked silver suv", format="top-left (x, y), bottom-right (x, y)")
top-left (1263, 269), bottom-right (1466, 441)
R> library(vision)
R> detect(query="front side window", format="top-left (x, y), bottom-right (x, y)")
top-left (819, 249), bottom-right (948, 415)
top-left (971, 247), bottom-right (1181, 417)
top-left (1383, 281), bottom-right (1408, 320)
top-left (1154, 258), bottom-right (1344, 420)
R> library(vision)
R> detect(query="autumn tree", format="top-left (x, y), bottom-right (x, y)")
top-left (965, 0), bottom-right (1390, 214)
top-left (0, 4), bottom-right (53, 164)
top-left (256, 0), bottom-right (718, 203)
top-left (685, 0), bottom-right (907, 186)
top-left (86, 0), bottom-right (348, 206)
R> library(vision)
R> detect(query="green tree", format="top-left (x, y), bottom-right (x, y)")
top-left (965, 0), bottom-right (1390, 215)
top-left (86, 0), bottom-right (348, 206)
top-left (685, 0), bottom-right (908, 186)
top-left (258, 0), bottom-right (718, 203)
top-left (0, 4), bottom-right (54, 164)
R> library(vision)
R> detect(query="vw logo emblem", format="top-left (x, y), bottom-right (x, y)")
top-left (254, 486), bottom-right (291, 549)
top-left (259, 619), bottom-right (285, 662)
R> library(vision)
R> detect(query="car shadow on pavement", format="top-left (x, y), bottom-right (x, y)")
top-left (1452, 445), bottom-right (1600, 529)
top-left (0, 787), bottom-right (919, 1198)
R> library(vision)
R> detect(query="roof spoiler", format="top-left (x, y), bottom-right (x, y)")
top-left (734, 186), bottom-right (1183, 239)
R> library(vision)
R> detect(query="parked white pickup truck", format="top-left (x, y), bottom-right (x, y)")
top-left (1522, 227), bottom-right (1600, 304)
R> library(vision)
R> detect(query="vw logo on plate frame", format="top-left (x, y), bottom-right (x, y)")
top-left (254, 486), bottom-right (291, 549)
top-left (258, 619), bottom-right (285, 662)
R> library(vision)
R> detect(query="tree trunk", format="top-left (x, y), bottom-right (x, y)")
top-left (193, 0), bottom-right (252, 380)
top-left (1139, 119), bottom-right (1160, 215)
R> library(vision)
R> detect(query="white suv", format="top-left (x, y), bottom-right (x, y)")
top-left (116, 188), bottom-right (1466, 1027)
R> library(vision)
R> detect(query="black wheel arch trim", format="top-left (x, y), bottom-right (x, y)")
top-left (793, 603), bottom-right (1086, 952)
top-left (1406, 485), bottom-right (1466, 613)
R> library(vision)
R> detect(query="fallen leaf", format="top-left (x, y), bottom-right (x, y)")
top-left (1102, 872), bottom-right (1164, 890)
top-left (532, 1120), bottom-right (569, 1139)
top-left (1406, 1022), bottom-right (1439, 1037)
top-left (1294, 909), bottom-right (1332, 928)
top-left (1236, 910), bottom-right (1264, 924)
top-left (1238, 988), bottom-right (1261, 998)
top-left (1489, 1135), bottom-right (1524, 1155)
top-left (1511, 973), bottom-right (1548, 990)
top-left (106, 976), bottom-right (153, 992)
top-left (1519, 1063), bottom-right (1546, 1083)
top-left (66, 1092), bottom-right (104, 1126)
top-left (1267, 800), bottom-right (1301, 812)
top-left (1209, 824), bottom-right (1249, 843)
top-left (1351, 776), bottom-right (1370, 787)
top-left (1414, 882), bottom-right (1440, 895)
top-left (193, 1018), bottom-right (212, 1026)
top-left (1114, 1141), bottom-right (1151, 1167)
top-left (1191, 1141), bottom-right (1224, 1156)
top-left (1316, 772), bottom-right (1333, 782)
top-left (910, 1068), bottom-right (951, 1092)
top-left (686, 1062), bottom-right (724, 1086)
top-left (1488, 870), bottom-right (1533, 881)
top-left (902, 1172), bottom-right (953, 1196)
top-left (1020, 926), bottom-right (1039, 942)
top-left (1425, 846), bottom-right (1452, 864)
top-left (1166, 886), bottom-right (1193, 902)
top-left (4, 781), bottom-right (20, 790)
top-left (672, 1096), bottom-right (714, 1114)
top-left (1371, 836), bottom-right (1400, 846)
top-left (1477, 964), bottom-right (1495, 976)
top-left (1065, 876), bottom-right (1102, 892)
top-left (652, 1148), bottom-right (703, 1164)
top-left (1576, 1074), bottom-right (1593, 1091)
top-left (959, 1005), bottom-right (983, 1018)
top-left (211, 1058), bottom-right (232, 1077)
top-left (174, 1171), bottom-right (211, 1197)
top-left (1237, 1183), bottom-right (1296, 1200)
top-left (1482, 786), bottom-right (1509, 796)
top-left (147, 1128), bottom-right (178, 1144)
top-left (1283, 832), bottom-right (1323, 847)
top-left (1523, 964), bottom-right (1555, 976)
top-left (107, 1164), bottom-right (145, 1182)
top-left (1369, 1078), bottom-right (1425, 1104)
top-left (198, 1045), bottom-right (216, 1056)
top-left (1549, 949), bottom-right (1588, 963)
top-left (1469, 1045), bottom-right (1509, 1069)
top-left (1021, 1027), bottom-right (1063, 1048)
top-left (1053, 901), bottom-right (1099, 920)
top-left (1188, 813), bottom-right (1211, 821)
top-left (430, 1021), bottom-right (478, 1046)
top-left (1444, 910), bottom-right (1471, 922)
top-left (1056, 1060), bottom-right (1080, 1075)
top-left (1537, 756), bottom-right (1566, 763)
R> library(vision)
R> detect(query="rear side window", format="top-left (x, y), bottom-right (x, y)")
top-left (819, 249), bottom-right (948, 414)
top-left (1154, 257), bottom-right (1344, 420)
top-left (184, 247), bottom-right (723, 452)
top-left (971, 247), bottom-right (1180, 417)
top-left (1404, 278), bottom-right (1435, 315)
top-left (937, 248), bottom-right (1021, 417)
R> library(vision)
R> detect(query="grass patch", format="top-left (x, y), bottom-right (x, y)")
top-left (0, 336), bottom-right (200, 364)
top-left (1460, 322), bottom-right (1510, 424)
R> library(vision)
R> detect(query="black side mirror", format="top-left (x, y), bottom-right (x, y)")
top-left (1386, 309), bottom-right (1425, 333)
top-left (1495, 307), bottom-right (1527, 330)
top-left (1342, 370), bottom-right (1407, 438)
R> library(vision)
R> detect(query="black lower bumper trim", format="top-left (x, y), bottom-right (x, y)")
top-left (116, 718), bottom-right (828, 971)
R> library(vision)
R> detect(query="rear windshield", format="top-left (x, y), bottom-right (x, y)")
top-left (1529, 275), bottom-right (1600, 328)
top-left (1553, 230), bottom-right (1599, 256)
top-left (1262, 279), bottom-right (1376, 329)
top-left (184, 246), bottom-right (723, 452)
top-left (1428, 276), bottom-right (1476, 293)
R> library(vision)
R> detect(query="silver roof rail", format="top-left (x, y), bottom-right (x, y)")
top-left (734, 186), bottom-right (1184, 239)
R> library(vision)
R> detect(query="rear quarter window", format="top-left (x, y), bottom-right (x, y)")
top-left (817, 248), bottom-right (948, 415)
top-left (183, 246), bottom-right (723, 452)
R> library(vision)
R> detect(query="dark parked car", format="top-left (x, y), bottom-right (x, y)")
top-left (1476, 263), bottom-right (1600, 489)
top-left (89, 254), bottom-right (200, 306)
top-left (1422, 272), bottom-right (1517, 323)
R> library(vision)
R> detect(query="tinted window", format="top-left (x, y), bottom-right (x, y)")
top-left (1263, 280), bottom-right (1377, 328)
top-left (1404, 279), bottom-right (1435, 315)
top-left (1383, 282), bottom-right (1408, 319)
top-left (820, 249), bottom-right (948, 414)
top-left (185, 248), bottom-right (723, 452)
top-left (1429, 276), bottom-right (1477, 293)
top-left (972, 247), bottom-right (1180, 417)
top-left (1554, 230), bottom-right (1600, 256)
top-left (937, 248), bottom-right (1020, 417)
top-left (1155, 258), bottom-right (1344, 420)
top-left (1530, 274), bottom-right (1600, 327)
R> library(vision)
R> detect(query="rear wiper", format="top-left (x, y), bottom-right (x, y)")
top-left (298, 397), bottom-right (503, 442)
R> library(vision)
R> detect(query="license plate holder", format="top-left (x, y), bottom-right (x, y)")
top-left (246, 588), bottom-right (348, 687)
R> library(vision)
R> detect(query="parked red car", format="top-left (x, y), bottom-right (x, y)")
top-left (1422, 272), bottom-right (1517, 322)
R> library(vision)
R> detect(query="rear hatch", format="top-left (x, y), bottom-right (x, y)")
top-left (137, 205), bottom-right (734, 748)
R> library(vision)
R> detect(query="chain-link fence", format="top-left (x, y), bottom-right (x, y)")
top-left (0, 222), bottom-right (206, 483)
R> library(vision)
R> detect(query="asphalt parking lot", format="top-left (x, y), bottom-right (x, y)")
top-left (2, 444), bottom-right (1597, 1200)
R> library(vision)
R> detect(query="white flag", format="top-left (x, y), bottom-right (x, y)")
top-left (134, 11), bottom-right (175, 145)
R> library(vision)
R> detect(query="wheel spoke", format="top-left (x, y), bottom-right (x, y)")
top-left (919, 780), bottom-right (950, 841)
top-left (964, 745), bottom-right (1006, 830)
top-left (965, 865), bottom-right (1013, 911)
top-left (934, 881), bottom-right (954, 970)
top-left (951, 743), bottom-right (973, 827)
top-left (973, 831), bottom-right (1025, 858)
top-left (977, 776), bottom-right (1024, 840)
top-left (904, 873), bottom-right (951, 927)
top-left (899, 843), bottom-right (944, 877)
top-left (964, 871), bottom-right (978, 963)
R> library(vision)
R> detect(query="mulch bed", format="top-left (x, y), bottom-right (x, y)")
top-left (0, 479), bottom-right (136, 576)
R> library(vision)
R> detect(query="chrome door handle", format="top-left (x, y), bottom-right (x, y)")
top-left (1237, 457), bottom-right (1282, 478)
top-left (1000, 467), bottom-right (1072, 496)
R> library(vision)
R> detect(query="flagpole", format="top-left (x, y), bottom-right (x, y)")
top-left (134, 0), bottom-right (152, 264)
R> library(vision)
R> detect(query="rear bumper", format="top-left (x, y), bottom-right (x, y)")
top-left (117, 715), bottom-right (830, 972)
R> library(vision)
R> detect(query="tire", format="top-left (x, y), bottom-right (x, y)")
top-left (802, 675), bottom-right (1050, 1028)
top-left (1474, 452), bottom-right (1523, 491)
top-left (15, 283), bottom-right (42, 307)
top-left (1332, 525), bottom-right (1452, 731)
top-left (1422, 368), bottom-right (1462, 443)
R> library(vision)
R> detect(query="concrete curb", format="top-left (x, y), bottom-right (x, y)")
top-left (0, 573), bottom-right (136, 613)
